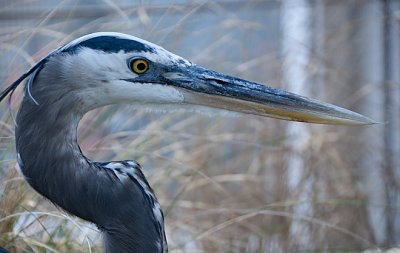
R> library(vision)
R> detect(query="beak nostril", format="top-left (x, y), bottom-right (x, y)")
top-left (213, 79), bottom-right (226, 85)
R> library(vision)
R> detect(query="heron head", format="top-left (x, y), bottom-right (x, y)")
top-left (2, 32), bottom-right (375, 125)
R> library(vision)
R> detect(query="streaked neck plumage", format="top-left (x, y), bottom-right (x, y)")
top-left (15, 55), bottom-right (167, 253)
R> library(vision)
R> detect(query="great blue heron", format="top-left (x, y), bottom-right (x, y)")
top-left (0, 32), bottom-right (374, 253)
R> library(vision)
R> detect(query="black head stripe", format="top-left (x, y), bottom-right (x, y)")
top-left (61, 36), bottom-right (155, 54)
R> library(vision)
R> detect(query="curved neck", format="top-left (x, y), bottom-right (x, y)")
top-left (15, 95), bottom-right (164, 252)
top-left (16, 98), bottom-right (86, 207)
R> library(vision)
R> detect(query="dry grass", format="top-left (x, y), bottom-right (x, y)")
top-left (0, 1), bottom-right (394, 252)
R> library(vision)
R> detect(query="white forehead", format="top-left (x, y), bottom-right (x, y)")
top-left (64, 48), bottom-right (190, 81)
top-left (138, 50), bottom-right (191, 66)
top-left (64, 48), bottom-right (132, 79)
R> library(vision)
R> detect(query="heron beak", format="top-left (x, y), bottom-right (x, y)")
top-left (165, 65), bottom-right (375, 125)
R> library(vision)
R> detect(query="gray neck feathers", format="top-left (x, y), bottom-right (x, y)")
top-left (15, 59), bottom-right (164, 253)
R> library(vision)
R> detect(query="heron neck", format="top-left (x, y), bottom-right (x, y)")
top-left (15, 97), bottom-right (89, 214)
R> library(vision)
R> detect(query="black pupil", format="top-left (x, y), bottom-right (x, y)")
top-left (136, 62), bottom-right (146, 71)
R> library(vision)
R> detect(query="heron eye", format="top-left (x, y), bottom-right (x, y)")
top-left (130, 59), bottom-right (149, 74)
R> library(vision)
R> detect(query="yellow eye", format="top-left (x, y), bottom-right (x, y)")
top-left (130, 59), bottom-right (149, 74)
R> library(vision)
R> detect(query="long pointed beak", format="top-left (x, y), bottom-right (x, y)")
top-left (164, 65), bottom-right (376, 125)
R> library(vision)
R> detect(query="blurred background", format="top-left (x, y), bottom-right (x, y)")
top-left (0, 0), bottom-right (399, 252)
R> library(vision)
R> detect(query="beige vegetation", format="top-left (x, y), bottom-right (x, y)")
top-left (1, 0), bottom-right (399, 252)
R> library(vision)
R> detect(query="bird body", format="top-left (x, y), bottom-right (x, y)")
top-left (15, 52), bottom-right (167, 252)
top-left (10, 33), bottom-right (180, 253)
top-left (0, 32), bottom-right (374, 252)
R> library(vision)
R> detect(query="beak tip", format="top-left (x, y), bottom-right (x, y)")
top-left (359, 117), bottom-right (380, 125)
top-left (341, 113), bottom-right (379, 126)
top-left (318, 103), bottom-right (377, 126)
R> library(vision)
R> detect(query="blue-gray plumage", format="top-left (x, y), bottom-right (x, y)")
top-left (0, 32), bottom-right (375, 253)
top-left (0, 247), bottom-right (10, 253)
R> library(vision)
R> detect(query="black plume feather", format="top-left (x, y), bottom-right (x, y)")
top-left (0, 59), bottom-right (47, 103)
